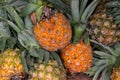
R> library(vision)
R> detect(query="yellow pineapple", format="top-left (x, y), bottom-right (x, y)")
top-left (29, 60), bottom-right (66, 80)
top-left (0, 49), bottom-right (26, 80)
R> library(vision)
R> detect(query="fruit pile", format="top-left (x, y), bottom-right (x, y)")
top-left (0, 0), bottom-right (120, 80)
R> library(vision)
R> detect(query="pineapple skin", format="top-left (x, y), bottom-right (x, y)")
top-left (29, 60), bottom-right (66, 80)
top-left (88, 0), bottom-right (120, 45)
top-left (0, 49), bottom-right (26, 80)
top-left (111, 66), bottom-right (120, 80)
top-left (34, 13), bottom-right (72, 51)
top-left (61, 41), bottom-right (92, 73)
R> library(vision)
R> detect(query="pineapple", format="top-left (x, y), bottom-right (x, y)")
top-left (88, 0), bottom-right (120, 45)
top-left (61, 41), bottom-right (92, 73)
top-left (28, 0), bottom-right (72, 51)
top-left (54, 0), bottom-right (99, 73)
top-left (111, 66), bottom-right (120, 80)
top-left (87, 41), bottom-right (120, 80)
top-left (0, 49), bottom-right (26, 80)
top-left (33, 11), bottom-right (72, 51)
top-left (29, 60), bottom-right (66, 80)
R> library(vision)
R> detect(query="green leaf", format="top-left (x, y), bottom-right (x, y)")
top-left (18, 31), bottom-right (39, 49)
top-left (21, 50), bottom-right (29, 74)
top-left (35, 5), bottom-right (43, 22)
top-left (50, 52), bottom-right (63, 66)
top-left (86, 66), bottom-right (99, 76)
top-left (100, 68), bottom-right (110, 80)
top-left (93, 51), bottom-right (111, 57)
top-left (9, 0), bottom-right (28, 7)
top-left (18, 33), bottom-right (29, 49)
top-left (93, 65), bottom-right (107, 80)
top-left (81, 0), bottom-right (99, 23)
top-left (6, 37), bottom-right (17, 49)
top-left (24, 16), bottom-right (33, 30)
top-left (79, 0), bottom-right (88, 18)
top-left (0, 37), bottom-right (7, 52)
top-left (83, 31), bottom-right (89, 45)
top-left (29, 48), bottom-right (39, 57)
top-left (26, 54), bottom-right (34, 66)
top-left (113, 43), bottom-right (120, 56)
top-left (0, 16), bottom-right (20, 33)
top-left (0, 22), bottom-right (10, 38)
top-left (7, 7), bottom-right (25, 30)
top-left (47, 0), bottom-right (71, 15)
top-left (94, 60), bottom-right (106, 66)
top-left (71, 0), bottom-right (79, 22)
top-left (22, 3), bottom-right (39, 16)
top-left (37, 48), bottom-right (45, 63)
top-left (44, 50), bottom-right (50, 64)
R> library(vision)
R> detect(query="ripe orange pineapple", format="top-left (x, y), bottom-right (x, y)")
top-left (31, 6), bottom-right (72, 51)
top-left (61, 41), bottom-right (92, 73)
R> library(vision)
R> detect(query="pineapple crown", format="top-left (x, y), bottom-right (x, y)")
top-left (0, 4), bottom-right (16, 52)
top-left (87, 40), bottom-right (120, 80)
top-left (47, 0), bottom-right (100, 44)
top-left (105, 0), bottom-right (120, 25)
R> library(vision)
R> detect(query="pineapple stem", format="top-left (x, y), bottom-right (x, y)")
top-left (73, 24), bottom-right (85, 44)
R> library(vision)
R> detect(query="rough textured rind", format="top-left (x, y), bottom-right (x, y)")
top-left (34, 13), bottom-right (72, 51)
top-left (61, 41), bottom-right (92, 73)
top-left (0, 49), bottom-right (26, 80)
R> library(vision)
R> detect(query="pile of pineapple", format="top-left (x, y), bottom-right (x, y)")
top-left (0, 0), bottom-right (120, 80)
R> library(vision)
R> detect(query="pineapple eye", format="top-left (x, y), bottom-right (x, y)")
top-left (63, 32), bottom-right (68, 38)
top-left (48, 28), bottom-right (52, 34)
top-left (42, 36), bottom-right (46, 41)
top-left (65, 52), bottom-right (69, 56)
top-left (84, 64), bottom-right (87, 67)
top-left (78, 50), bottom-right (82, 54)
top-left (70, 46), bottom-right (75, 51)
top-left (40, 26), bottom-right (45, 32)
top-left (76, 62), bottom-right (80, 66)
top-left (62, 24), bottom-right (67, 28)
top-left (52, 21), bottom-right (57, 26)
top-left (50, 38), bottom-right (55, 44)
top-left (67, 60), bottom-right (71, 63)
top-left (81, 56), bottom-right (85, 61)
top-left (73, 54), bottom-right (77, 59)
top-left (56, 30), bottom-right (60, 35)
top-left (46, 45), bottom-right (50, 50)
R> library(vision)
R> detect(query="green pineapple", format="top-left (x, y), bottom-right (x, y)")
top-left (88, 0), bottom-right (120, 46)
